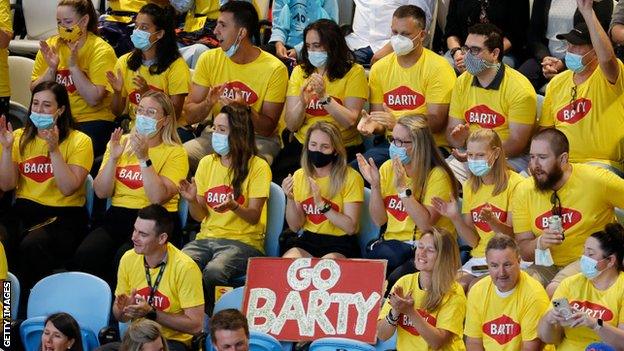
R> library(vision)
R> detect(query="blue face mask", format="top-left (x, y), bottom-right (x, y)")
top-left (29, 111), bottom-right (55, 130)
top-left (565, 51), bottom-right (586, 73)
top-left (389, 142), bottom-right (411, 164)
top-left (135, 114), bottom-right (159, 137)
top-left (580, 255), bottom-right (607, 280)
top-left (130, 29), bottom-right (154, 51)
top-left (212, 132), bottom-right (230, 156)
top-left (224, 31), bottom-right (242, 58)
top-left (467, 159), bottom-right (492, 177)
top-left (308, 51), bottom-right (328, 68)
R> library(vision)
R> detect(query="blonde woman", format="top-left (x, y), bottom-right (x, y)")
top-left (433, 129), bottom-right (522, 291)
top-left (377, 228), bottom-right (467, 350)
top-left (73, 91), bottom-right (188, 284)
top-left (120, 319), bottom-right (169, 351)
top-left (357, 115), bottom-right (458, 287)
top-left (282, 121), bottom-right (364, 259)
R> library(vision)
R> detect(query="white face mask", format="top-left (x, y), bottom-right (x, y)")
top-left (390, 34), bottom-right (418, 56)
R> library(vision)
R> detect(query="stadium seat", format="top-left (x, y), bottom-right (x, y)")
top-left (8, 0), bottom-right (57, 55)
top-left (309, 337), bottom-right (376, 351)
top-left (265, 182), bottom-right (286, 257)
top-left (213, 286), bottom-right (245, 314)
top-left (20, 316), bottom-right (100, 351)
top-left (7, 272), bottom-right (19, 320)
top-left (374, 330), bottom-right (397, 351)
top-left (8, 100), bottom-right (28, 128)
top-left (21, 272), bottom-right (112, 350)
top-left (358, 187), bottom-right (381, 257)
top-left (7, 56), bottom-right (34, 108)
top-left (248, 330), bottom-right (283, 351)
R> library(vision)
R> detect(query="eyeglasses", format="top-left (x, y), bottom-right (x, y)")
top-left (136, 106), bottom-right (160, 118)
top-left (387, 136), bottom-right (413, 148)
top-left (550, 191), bottom-right (563, 217)
top-left (460, 45), bottom-right (484, 56)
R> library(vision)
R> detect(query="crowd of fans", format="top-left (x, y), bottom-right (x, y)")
top-left (2, 0), bottom-right (624, 350)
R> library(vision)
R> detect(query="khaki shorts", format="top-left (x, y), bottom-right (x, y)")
top-left (524, 260), bottom-right (580, 287)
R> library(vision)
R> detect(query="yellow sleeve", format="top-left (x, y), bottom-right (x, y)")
top-left (167, 58), bottom-right (191, 96)
top-left (435, 286), bottom-right (467, 337)
top-left (448, 76), bottom-right (465, 120)
top-left (599, 167), bottom-right (624, 209)
top-left (192, 50), bottom-right (212, 87)
top-left (177, 260), bottom-right (205, 308)
top-left (511, 180), bottom-right (531, 233)
top-left (0, 0), bottom-right (11, 33)
top-left (422, 168), bottom-right (452, 207)
top-left (158, 146), bottom-right (189, 186)
top-left (341, 169), bottom-right (364, 203)
top-left (425, 57), bottom-right (456, 104)
top-left (292, 168), bottom-right (307, 203)
top-left (247, 157), bottom-right (271, 199)
top-left (539, 84), bottom-right (554, 127)
top-left (114, 252), bottom-right (132, 296)
top-left (66, 132), bottom-right (94, 171)
top-left (0, 243), bottom-right (7, 281)
top-left (89, 39), bottom-right (117, 92)
top-left (507, 79), bottom-right (537, 125)
top-left (346, 64), bottom-right (369, 99)
top-left (287, 66), bottom-right (305, 97)
top-left (263, 60), bottom-right (288, 103)
top-left (368, 64), bottom-right (383, 105)
top-left (520, 285), bottom-right (550, 341)
top-left (464, 283), bottom-right (484, 338)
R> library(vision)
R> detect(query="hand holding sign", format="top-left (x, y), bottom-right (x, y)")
top-left (0, 115), bottom-right (14, 150)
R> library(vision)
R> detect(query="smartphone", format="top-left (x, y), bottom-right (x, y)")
top-left (471, 265), bottom-right (489, 274)
top-left (552, 298), bottom-right (574, 319)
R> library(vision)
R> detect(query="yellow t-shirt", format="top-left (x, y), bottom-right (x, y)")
top-left (100, 137), bottom-right (188, 212)
top-left (369, 49), bottom-right (456, 147)
top-left (512, 164), bottom-right (624, 266)
top-left (183, 0), bottom-right (261, 32)
top-left (4, 128), bottom-right (93, 207)
top-left (0, 242), bottom-right (6, 281)
top-left (114, 54), bottom-right (191, 120)
top-left (540, 62), bottom-right (624, 170)
top-left (462, 171), bottom-right (523, 257)
top-left (465, 271), bottom-right (550, 350)
top-left (32, 33), bottom-right (117, 123)
top-left (550, 272), bottom-right (624, 351)
top-left (286, 64), bottom-right (368, 147)
top-left (379, 272), bottom-right (466, 351)
top-left (193, 48), bottom-right (288, 124)
top-left (195, 154), bottom-right (271, 252)
top-left (292, 167), bottom-right (364, 236)
top-left (0, 0), bottom-right (12, 97)
top-left (379, 161), bottom-right (455, 241)
top-left (449, 65), bottom-right (536, 142)
top-left (104, 0), bottom-right (150, 23)
top-left (116, 243), bottom-right (204, 346)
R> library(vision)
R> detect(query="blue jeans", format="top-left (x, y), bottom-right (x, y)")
top-left (365, 239), bottom-right (415, 294)
top-left (75, 120), bottom-right (115, 159)
top-left (182, 238), bottom-right (264, 314)
top-left (352, 46), bottom-right (374, 66)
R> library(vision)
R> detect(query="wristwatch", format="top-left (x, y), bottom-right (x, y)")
top-left (318, 95), bottom-right (332, 106)
top-left (398, 188), bottom-right (412, 199)
top-left (319, 202), bottom-right (332, 214)
top-left (139, 158), bottom-right (153, 169)
top-left (145, 306), bottom-right (157, 321)
top-left (594, 318), bottom-right (604, 331)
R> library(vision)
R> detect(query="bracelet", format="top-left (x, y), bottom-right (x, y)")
top-left (232, 202), bottom-right (240, 211)
top-left (319, 202), bottom-right (332, 214)
top-left (386, 309), bottom-right (399, 326)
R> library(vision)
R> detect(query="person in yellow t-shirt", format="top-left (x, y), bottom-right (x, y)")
top-left (0, 0), bottom-right (12, 117)
top-left (281, 122), bottom-right (364, 259)
top-left (433, 129), bottom-right (522, 291)
top-left (465, 235), bottom-right (550, 351)
top-left (446, 24), bottom-right (536, 183)
top-left (378, 228), bottom-right (466, 351)
top-left (538, 223), bottom-right (624, 351)
top-left (540, 2), bottom-right (624, 177)
top-left (180, 103), bottom-right (271, 315)
top-left (274, 19), bottom-right (367, 184)
top-left (356, 5), bottom-right (456, 168)
top-left (513, 129), bottom-right (624, 297)
top-left (113, 205), bottom-right (204, 350)
top-left (107, 4), bottom-right (192, 142)
top-left (31, 0), bottom-right (117, 160)
top-left (73, 91), bottom-right (188, 285)
top-left (183, 1), bottom-right (288, 169)
top-left (0, 81), bottom-right (93, 291)
top-left (357, 115), bottom-right (458, 290)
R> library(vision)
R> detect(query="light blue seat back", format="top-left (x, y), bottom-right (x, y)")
top-left (358, 187), bottom-right (381, 257)
top-left (7, 272), bottom-right (19, 320)
top-left (310, 337), bottom-right (376, 351)
top-left (265, 182), bottom-right (285, 257)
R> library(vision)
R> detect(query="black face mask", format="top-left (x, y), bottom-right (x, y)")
top-left (308, 150), bottom-right (337, 168)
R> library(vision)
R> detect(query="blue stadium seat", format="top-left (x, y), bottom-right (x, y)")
top-left (375, 331), bottom-right (397, 351)
top-left (358, 187), bottom-right (381, 257)
top-left (249, 330), bottom-right (283, 351)
top-left (21, 272), bottom-right (112, 351)
top-left (213, 287), bottom-right (245, 313)
top-left (310, 337), bottom-right (376, 351)
top-left (20, 316), bottom-right (99, 351)
top-left (7, 272), bottom-right (19, 320)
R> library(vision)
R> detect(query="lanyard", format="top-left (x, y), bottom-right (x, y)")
top-left (144, 258), bottom-right (166, 307)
